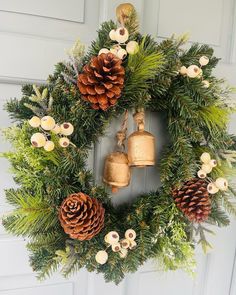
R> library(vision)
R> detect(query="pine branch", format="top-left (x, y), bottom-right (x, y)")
top-left (30, 249), bottom-right (60, 280)
top-left (207, 205), bottom-right (230, 227)
top-left (122, 37), bottom-right (164, 108)
top-left (220, 193), bottom-right (236, 217)
top-left (85, 21), bottom-right (117, 59)
top-left (2, 192), bottom-right (59, 237)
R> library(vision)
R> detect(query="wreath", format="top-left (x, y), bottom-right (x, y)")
top-left (2, 3), bottom-right (236, 284)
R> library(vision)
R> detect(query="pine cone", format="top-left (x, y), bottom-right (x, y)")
top-left (59, 192), bottom-right (105, 240)
top-left (77, 53), bottom-right (125, 110)
top-left (172, 178), bottom-right (211, 223)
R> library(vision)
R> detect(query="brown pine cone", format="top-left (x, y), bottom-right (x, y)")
top-left (59, 192), bottom-right (105, 240)
top-left (172, 178), bottom-right (211, 223)
top-left (77, 53), bottom-right (125, 110)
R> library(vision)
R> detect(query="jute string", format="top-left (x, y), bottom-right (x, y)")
top-left (116, 110), bottom-right (128, 149)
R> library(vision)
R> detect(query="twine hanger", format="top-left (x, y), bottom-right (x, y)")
top-left (133, 108), bottom-right (145, 131)
top-left (116, 110), bottom-right (128, 150)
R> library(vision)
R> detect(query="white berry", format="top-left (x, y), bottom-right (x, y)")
top-left (120, 239), bottom-right (130, 249)
top-left (117, 48), bottom-right (127, 59)
top-left (126, 41), bottom-right (139, 55)
top-left (186, 65), bottom-right (201, 78)
top-left (197, 68), bottom-right (203, 78)
top-left (207, 182), bottom-right (219, 194)
top-left (52, 124), bottom-right (61, 134)
top-left (198, 169), bottom-right (207, 179)
top-left (106, 231), bottom-right (119, 245)
top-left (200, 152), bottom-right (211, 164)
top-left (59, 137), bottom-right (70, 148)
top-left (110, 48), bottom-right (118, 56)
top-left (199, 56), bottom-right (209, 66)
top-left (95, 250), bottom-right (108, 265)
top-left (41, 116), bottom-right (55, 131)
top-left (99, 48), bottom-right (110, 55)
top-left (202, 80), bottom-right (210, 88)
top-left (209, 159), bottom-right (217, 168)
top-left (112, 243), bottom-right (121, 252)
top-left (129, 240), bottom-right (137, 250)
top-left (44, 141), bottom-right (55, 152)
top-left (115, 27), bottom-right (129, 43)
top-left (215, 177), bottom-right (228, 191)
top-left (109, 29), bottom-right (117, 41)
top-left (110, 45), bottom-right (121, 57)
top-left (119, 248), bottom-right (128, 258)
top-left (60, 122), bottom-right (74, 136)
top-left (125, 229), bottom-right (136, 241)
top-left (202, 163), bottom-right (212, 174)
top-left (104, 234), bottom-right (109, 243)
top-left (29, 116), bottom-right (41, 128)
top-left (31, 133), bottom-right (46, 148)
top-left (179, 66), bottom-right (187, 75)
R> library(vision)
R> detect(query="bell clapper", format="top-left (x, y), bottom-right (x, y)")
top-left (112, 186), bottom-right (119, 193)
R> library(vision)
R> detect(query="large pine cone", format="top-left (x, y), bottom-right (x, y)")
top-left (59, 192), bottom-right (105, 240)
top-left (77, 53), bottom-right (125, 110)
top-left (172, 178), bottom-right (211, 223)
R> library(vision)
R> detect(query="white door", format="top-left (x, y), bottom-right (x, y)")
top-left (0, 1), bottom-right (236, 294)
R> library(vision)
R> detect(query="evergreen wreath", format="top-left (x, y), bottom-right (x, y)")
top-left (1, 3), bottom-right (236, 284)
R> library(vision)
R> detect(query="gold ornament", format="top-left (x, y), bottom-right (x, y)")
top-left (128, 110), bottom-right (155, 167)
top-left (103, 111), bottom-right (131, 193)
top-left (103, 151), bottom-right (130, 193)
top-left (116, 3), bottom-right (135, 24)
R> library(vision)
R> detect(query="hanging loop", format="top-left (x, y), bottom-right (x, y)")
top-left (133, 108), bottom-right (145, 131)
top-left (115, 110), bottom-right (128, 150)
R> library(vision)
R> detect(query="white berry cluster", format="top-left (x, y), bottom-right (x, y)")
top-left (179, 55), bottom-right (210, 88)
top-left (197, 152), bottom-right (228, 194)
top-left (29, 115), bottom-right (74, 151)
top-left (98, 27), bottom-right (139, 60)
top-left (95, 229), bottom-right (137, 265)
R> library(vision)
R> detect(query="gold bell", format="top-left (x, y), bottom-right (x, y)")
top-left (103, 151), bottom-right (131, 193)
top-left (128, 110), bottom-right (155, 167)
top-left (103, 112), bottom-right (131, 193)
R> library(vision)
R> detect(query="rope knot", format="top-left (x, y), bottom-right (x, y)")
top-left (133, 109), bottom-right (145, 130)
top-left (116, 131), bottom-right (126, 147)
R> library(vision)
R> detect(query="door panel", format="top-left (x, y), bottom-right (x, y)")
top-left (0, 0), bottom-right (236, 294)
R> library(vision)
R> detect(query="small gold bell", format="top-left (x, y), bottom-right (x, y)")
top-left (128, 110), bottom-right (155, 167)
top-left (103, 111), bottom-right (131, 193)
top-left (103, 151), bottom-right (131, 193)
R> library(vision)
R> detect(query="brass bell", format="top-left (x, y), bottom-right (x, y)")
top-left (128, 110), bottom-right (155, 167)
top-left (103, 151), bottom-right (131, 193)
top-left (103, 112), bottom-right (131, 193)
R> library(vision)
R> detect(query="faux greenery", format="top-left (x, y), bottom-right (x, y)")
top-left (1, 9), bottom-right (236, 284)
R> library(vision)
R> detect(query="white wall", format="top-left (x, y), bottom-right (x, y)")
top-left (0, 1), bottom-right (236, 294)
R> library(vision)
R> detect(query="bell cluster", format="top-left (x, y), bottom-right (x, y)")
top-left (103, 111), bottom-right (155, 193)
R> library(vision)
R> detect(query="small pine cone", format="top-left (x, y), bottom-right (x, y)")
top-left (172, 178), bottom-right (211, 223)
top-left (77, 53), bottom-right (125, 111)
top-left (59, 192), bottom-right (105, 240)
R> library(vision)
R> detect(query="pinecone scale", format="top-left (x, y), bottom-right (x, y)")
top-left (172, 178), bottom-right (211, 223)
top-left (78, 53), bottom-right (125, 110)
